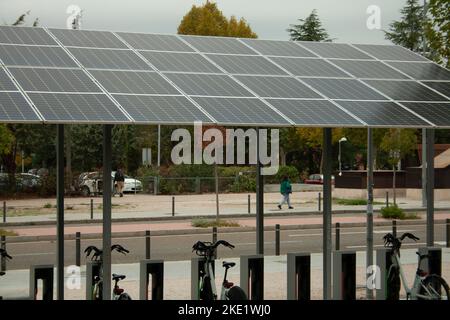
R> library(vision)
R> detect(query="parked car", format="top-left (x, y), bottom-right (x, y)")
top-left (304, 174), bottom-right (335, 185)
top-left (78, 171), bottom-right (142, 196)
top-left (0, 173), bottom-right (41, 191)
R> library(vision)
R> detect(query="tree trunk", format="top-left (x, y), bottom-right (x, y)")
top-left (279, 147), bottom-right (287, 166)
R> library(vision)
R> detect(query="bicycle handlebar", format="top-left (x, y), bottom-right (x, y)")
top-left (0, 248), bottom-right (12, 260)
top-left (84, 244), bottom-right (129, 260)
top-left (383, 232), bottom-right (419, 256)
top-left (192, 240), bottom-right (234, 256)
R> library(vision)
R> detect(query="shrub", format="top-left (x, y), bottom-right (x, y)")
top-left (192, 219), bottom-right (240, 228)
top-left (229, 175), bottom-right (256, 193)
top-left (43, 203), bottom-right (53, 209)
top-left (381, 205), bottom-right (405, 219)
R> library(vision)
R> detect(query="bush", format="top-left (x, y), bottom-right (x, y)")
top-left (229, 174), bottom-right (256, 193)
top-left (38, 174), bottom-right (56, 197)
top-left (192, 219), bottom-right (240, 228)
top-left (266, 165), bottom-right (300, 184)
top-left (381, 205), bottom-right (405, 219)
top-left (43, 202), bottom-right (53, 209)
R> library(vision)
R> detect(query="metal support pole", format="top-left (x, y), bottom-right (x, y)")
top-left (256, 129), bottom-right (264, 255)
top-left (322, 128), bottom-right (332, 300)
top-left (446, 219), bottom-right (450, 248)
top-left (426, 129), bottom-right (434, 247)
top-left (366, 128), bottom-right (374, 300)
top-left (2, 201), bottom-right (5, 223)
top-left (422, 129), bottom-right (427, 208)
top-left (248, 194), bottom-right (251, 214)
top-left (90, 199), bottom-right (93, 219)
top-left (335, 222), bottom-right (340, 251)
top-left (318, 192), bottom-right (321, 212)
top-left (102, 124), bottom-right (112, 300)
top-left (392, 220), bottom-right (397, 238)
top-left (215, 163), bottom-right (219, 223)
top-left (0, 235), bottom-right (5, 271)
top-left (75, 232), bottom-right (81, 267)
top-left (172, 196), bottom-right (175, 217)
top-left (386, 192), bottom-right (389, 208)
top-left (157, 125), bottom-right (161, 168)
top-left (275, 224), bottom-right (280, 256)
top-left (212, 227), bottom-right (217, 259)
top-left (145, 230), bottom-right (151, 259)
top-left (56, 124), bottom-right (64, 300)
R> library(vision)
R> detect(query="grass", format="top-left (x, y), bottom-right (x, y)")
top-left (0, 229), bottom-right (18, 236)
top-left (192, 218), bottom-right (240, 228)
top-left (333, 198), bottom-right (385, 206)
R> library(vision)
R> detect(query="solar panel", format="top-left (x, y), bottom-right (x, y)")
top-left (117, 32), bottom-right (194, 52)
top-left (206, 54), bottom-right (287, 75)
top-left (363, 80), bottom-right (449, 101)
top-left (386, 62), bottom-right (450, 81)
top-left (180, 35), bottom-right (257, 55)
top-left (164, 73), bottom-right (253, 97)
top-left (269, 57), bottom-right (350, 77)
top-left (89, 70), bottom-right (179, 95)
top-left (0, 67), bottom-right (17, 91)
top-left (421, 82), bottom-right (450, 98)
top-left (27, 92), bottom-right (130, 123)
top-left (334, 100), bottom-right (430, 127)
top-left (0, 92), bottom-right (41, 122)
top-left (113, 94), bottom-right (212, 124)
top-left (49, 28), bottom-right (127, 49)
top-left (9, 67), bottom-right (101, 93)
top-left (192, 97), bottom-right (290, 126)
top-left (140, 51), bottom-right (222, 73)
top-left (401, 102), bottom-right (450, 128)
top-left (303, 78), bottom-right (387, 100)
top-left (353, 44), bottom-right (428, 61)
top-left (0, 26), bottom-right (56, 45)
top-left (239, 39), bottom-right (317, 57)
top-left (330, 60), bottom-right (409, 79)
top-left (300, 42), bottom-right (373, 60)
top-left (234, 75), bottom-right (321, 99)
top-left (266, 99), bottom-right (362, 126)
top-left (0, 45), bottom-right (78, 68)
top-left (68, 48), bottom-right (151, 70)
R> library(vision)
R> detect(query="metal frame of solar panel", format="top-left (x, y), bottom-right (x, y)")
top-left (0, 25), bottom-right (450, 128)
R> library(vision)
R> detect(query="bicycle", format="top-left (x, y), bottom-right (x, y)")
top-left (383, 232), bottom-right (449, 300)
top-left (192, 240), bottom-right (247, 300)
top-left (0, 248), bottom-right (12, 300)
top-left (84, 244), bottom-right (132, 300)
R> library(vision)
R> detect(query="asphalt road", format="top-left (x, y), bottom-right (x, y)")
top-left (2, 223), bottom-right (448, 270)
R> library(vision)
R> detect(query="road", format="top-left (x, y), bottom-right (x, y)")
top-left (2, 223), bottom-right (448, 270)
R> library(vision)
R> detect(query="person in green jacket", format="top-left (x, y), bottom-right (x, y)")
top-left (278, 176), bottom-right (293, 210)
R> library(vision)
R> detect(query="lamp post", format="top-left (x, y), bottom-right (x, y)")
top-left (338, 137), bottom-right (347, 176)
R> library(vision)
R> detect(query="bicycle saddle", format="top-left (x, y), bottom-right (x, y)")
top-left (223, 261), bottom-right (236, 268)
top-left (112, 273), bottom-right (126, 281)
top-left (0, 271), bottom-right (5, 276)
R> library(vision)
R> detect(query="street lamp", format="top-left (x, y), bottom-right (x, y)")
top-left (338, 137), bottom-right (348, 176)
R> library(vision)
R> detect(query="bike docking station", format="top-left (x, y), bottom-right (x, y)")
top-left (332, 250), bottom-right (356, 300)
top-left (191, 256), bottom-right (215, 300)
top-left (86, 260), bottom-right (102, 300)
top-left (376, 248), bottom-right (398, 300)
top-left (418, 247), bottom-right (442, 276)
top-left (139, 259), bottom-right (164, 300)
top-left (287, 252), bottom-right (311, 300)
top-left (29, 264), bottom-right (54, 300)
top-left (240, 254), bottom-right (264, 300)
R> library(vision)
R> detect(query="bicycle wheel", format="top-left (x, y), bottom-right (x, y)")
top-left (226, 286), bottom-right (247, 300)
top-left (418, 275), bottom-right (450, 300)
top-left (117, 293), bottom-right (132, 300)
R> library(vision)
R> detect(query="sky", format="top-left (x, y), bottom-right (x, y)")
top-left (0, 0), bottom-right (411, 44)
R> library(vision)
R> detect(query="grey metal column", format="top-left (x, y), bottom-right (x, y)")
top-left (256, 129), bottom-right (264, 255)
top-left (322, 128), bottom-right (332, 299)
top-left (422, 130), bottom-right (427, 207)
top-left (56, 124), bottom-right (64, 300)
top-left (366, 128), bottom-right (374, 300)
top-left (426, 128), bottom-right (434, 246)
top-left (102, 124), bottom-right (112, 300)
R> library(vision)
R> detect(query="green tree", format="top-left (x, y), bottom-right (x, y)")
top-left (177, 1), bottom-right (257, 38)
top-left (287, 9), bottom-right (331, 42)
top-left (0, 125), bottom-right (13, 155)
top-left (384, 0), bottom-right (425, 52)
top-left (379, 129), bottom-right (418, 205)
top-left (424, 0), bottom-right (450, 68)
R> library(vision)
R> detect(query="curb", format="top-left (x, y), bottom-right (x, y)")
top-left (3, 218), bottom-right (447, 243)
top-left (1, 206), bottom-right (449, 227)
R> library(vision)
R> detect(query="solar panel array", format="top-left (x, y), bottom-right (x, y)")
top-left (0, 25), bottom-right (449, 127)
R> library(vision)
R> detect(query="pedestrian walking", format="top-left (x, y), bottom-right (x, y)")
top-left (114, 167), bottom-right (125, 197)
top-left (278, 175), bottom-right (293, 210)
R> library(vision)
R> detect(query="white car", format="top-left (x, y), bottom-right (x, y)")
top-left (78, 171), bottom-right (142, 196)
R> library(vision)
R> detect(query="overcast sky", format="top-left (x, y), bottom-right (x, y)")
top-left (0, 0), bottom-right (410, 44)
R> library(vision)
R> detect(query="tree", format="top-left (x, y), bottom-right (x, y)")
top-left (384, 0), bottom-right (425, 52)
top-left (287, 9), bottom-right (331, 42)
top-left (424, 0), bottom-right (450, 68)
top-left (380, 129), bottom-right (417, 205)
top-left (177, 1), bottom-right (257, 38)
